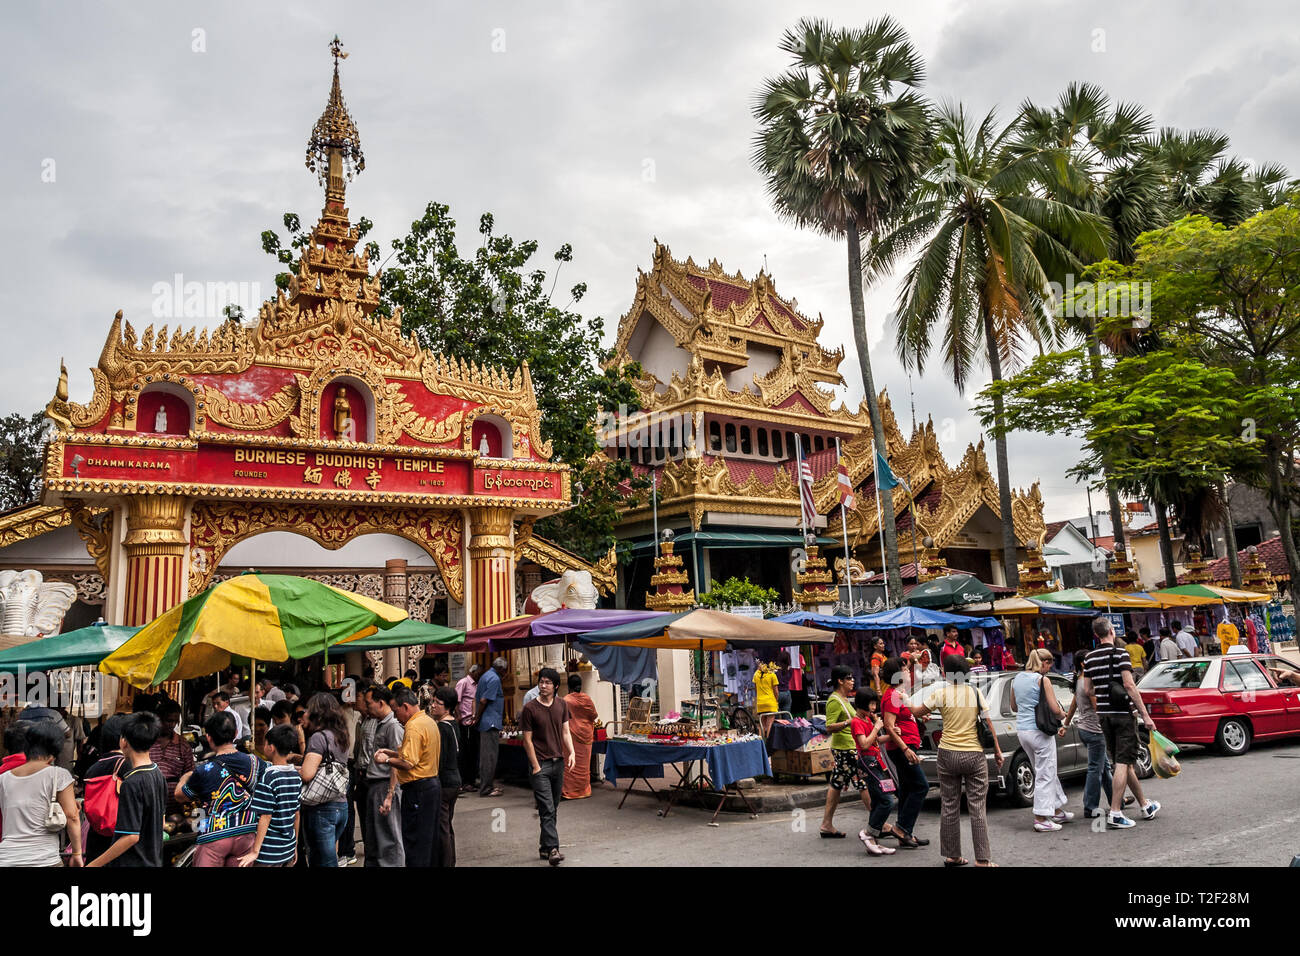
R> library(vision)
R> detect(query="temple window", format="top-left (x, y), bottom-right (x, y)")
top-left (471, 415), bottom-right (511, 458)
top-left (814, 435), bottom-right (824, 452)
top-left (724, 423), bottom-right (737, 453)
top-left (137, 387), bottom-right (193, 437)
top-left (801, 434), bottom-right (812, 456)
top-left (740, 426), bottom-right (752, 455)
top-left (708, 420), bottom-right (722, 452)
top-left (757, 428), bottom-right (769, 457)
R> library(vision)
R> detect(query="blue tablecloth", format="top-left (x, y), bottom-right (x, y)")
top-left (603, 738), bottom-right (771, 791)
top-left (767, 716), bottom-right (828, 752)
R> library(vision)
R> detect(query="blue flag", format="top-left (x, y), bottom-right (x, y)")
top-left (876, 450), bottom-right (900, 491)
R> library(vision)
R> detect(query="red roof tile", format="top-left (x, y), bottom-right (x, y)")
top-left (766, 294), bottom-right (809, 330)
top-left (1184, 535), bottom-right (1291, 583)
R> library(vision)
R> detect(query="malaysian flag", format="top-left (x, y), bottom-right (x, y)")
top-left (798, 456), bottom-right (817, 529)
top-left (837, 462), bottom-right (856, 511)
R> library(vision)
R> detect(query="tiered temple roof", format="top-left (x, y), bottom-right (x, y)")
top-left (607, 246), bottom-right (1046, 558)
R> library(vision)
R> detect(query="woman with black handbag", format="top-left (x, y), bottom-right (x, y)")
top-left (299, 693), bottom-right (352, 866)
top-left (1009, 649), bottom-right (1070, 832)
top-left (911, 654), bottom-right (1004, 866)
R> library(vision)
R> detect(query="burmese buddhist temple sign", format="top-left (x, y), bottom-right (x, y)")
top-left (38, 38), bottom-right (569, 631)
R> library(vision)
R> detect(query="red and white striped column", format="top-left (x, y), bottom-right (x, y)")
top-left (122, 495), bottom-right (188, 626)
top-left (468, 506), bottom-right (515, 629)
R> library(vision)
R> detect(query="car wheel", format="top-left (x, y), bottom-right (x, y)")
top-left (1135, 739), bottom-right (1154, 779)
top-left (1009, 752), bottom-right (1035, 808)
top-left (1216, 718), bottom-right (1251, 756)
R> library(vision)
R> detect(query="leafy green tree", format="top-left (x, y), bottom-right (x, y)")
top-left (1129, 206), bottom-right (1300, 588)
top-left (868, 105), bottom-right (1109, 587)
top-left (752, 16), bottom-right (932, 602)
top-left (0, 412), bottom-right (48, 510)
top-left (262, 203), bottom-right (644, 561)
top-left (698, 577), bottom-right (780, 608)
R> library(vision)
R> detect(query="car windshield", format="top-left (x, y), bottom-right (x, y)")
top-left (1141, 661), bottom-right (1209, 689)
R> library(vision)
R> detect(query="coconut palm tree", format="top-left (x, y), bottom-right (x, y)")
top-left (1015, 83), bottom-right (1165, 556)
top-left (866, 105), bottom-right (1109, 588)
top-left (752, 17), bottom-right (931, 602)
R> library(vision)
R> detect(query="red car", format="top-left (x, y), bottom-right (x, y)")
top-left (1138, 653), bottom-right (1300, 756)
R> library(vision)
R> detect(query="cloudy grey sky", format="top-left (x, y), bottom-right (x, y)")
top-left (5, 0), bottom-right (1296, 522)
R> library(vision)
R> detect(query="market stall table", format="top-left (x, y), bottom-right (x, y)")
top-left (602, 736), bottom-right (770, 823)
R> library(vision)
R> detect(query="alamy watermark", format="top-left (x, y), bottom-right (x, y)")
top-left (151, 274), bottom-right (262, 321)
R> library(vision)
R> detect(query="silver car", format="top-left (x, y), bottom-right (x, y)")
top-left (916, 671), bottom-right (1152, 806)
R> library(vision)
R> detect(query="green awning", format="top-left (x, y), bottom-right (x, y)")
top-left (0, 625), bottom-right (141, 673)
top-left (621, 531), bottom-right (838, 556)
top-left (334, 618), bottom-right (464, 650)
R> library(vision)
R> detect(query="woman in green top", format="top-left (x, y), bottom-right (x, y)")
top-left (820, 665), bottom-right (870, 838)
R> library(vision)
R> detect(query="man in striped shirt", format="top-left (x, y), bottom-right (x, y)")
top-left (240, 725), bottom-right (302, 867)
top-left (1082, 616), bottom-right (1160, 830)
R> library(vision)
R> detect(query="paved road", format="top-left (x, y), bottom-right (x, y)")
top-left (449, 738), bottom-right (1300, 867)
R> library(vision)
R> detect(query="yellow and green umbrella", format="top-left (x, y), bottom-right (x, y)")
top-left (100, 573), bottom-right (407, 688)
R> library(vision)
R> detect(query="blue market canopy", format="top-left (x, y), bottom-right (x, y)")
top-left (773, 606), bottom-right (1000, 631)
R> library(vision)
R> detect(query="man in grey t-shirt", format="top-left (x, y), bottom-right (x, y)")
top-left (360, 684), bottom-right (405, 866)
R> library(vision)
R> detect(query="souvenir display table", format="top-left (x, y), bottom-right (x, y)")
top-left (602, 733), bottom-right (769, 823)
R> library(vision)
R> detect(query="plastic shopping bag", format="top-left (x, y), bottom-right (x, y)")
top-left (1150, 729), bottom-right (1181, 779)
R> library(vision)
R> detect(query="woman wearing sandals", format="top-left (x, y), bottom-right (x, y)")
top-left (878, 657), bottom-right (931, 850)
top-left (1009, 648), bottom-right (1072, 832)
top-left (911, 654), bottom-right (1003, 866)
top-left (819, 666), bottom-right (870, 839)
top-left (848, 689), bottom-right (897, 857)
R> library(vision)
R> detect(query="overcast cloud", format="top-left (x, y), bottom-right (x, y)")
top-left (4, 0), bottom-right (1296, 522)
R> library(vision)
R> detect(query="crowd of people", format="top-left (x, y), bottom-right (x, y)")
top-left (815, 617), bottom-right (1172, 865)
top-left (0, 655), bottom-right (593, 868)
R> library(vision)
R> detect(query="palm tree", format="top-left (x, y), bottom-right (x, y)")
top-left (867, 105), bottom-right (1109, 588)
top-left (1015, 83), bottom-right (1165, 556)
top-left (752, 17), bottom-right (931, 602)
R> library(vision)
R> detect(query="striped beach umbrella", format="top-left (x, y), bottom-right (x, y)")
top-left (100, 573), bottom-right (407, 688)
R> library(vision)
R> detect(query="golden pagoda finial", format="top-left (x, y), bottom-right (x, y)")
top-left (306, 35), bottom-right (365, 203)
top-left (44, 358), bottom-right (72, 431)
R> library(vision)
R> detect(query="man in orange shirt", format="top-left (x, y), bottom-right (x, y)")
top-left (375, 686), bottom-right (441, 867)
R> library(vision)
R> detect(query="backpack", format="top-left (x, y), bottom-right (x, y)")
top-left (83, 754), bottom-right (127, 835)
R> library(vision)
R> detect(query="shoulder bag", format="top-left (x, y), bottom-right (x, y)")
top-left (83, 754), bottom-right (127, 835)
top-left (972, 685), bottom-right (996, 749)
top-left (1106, 647), bottom-right (1129, 711)
top-left (300, 736), bottom-right (349, 806)
top-left (44, 769), bottom-right (68, 832)
top-left (1034, 675), bottom-right (1062, 736)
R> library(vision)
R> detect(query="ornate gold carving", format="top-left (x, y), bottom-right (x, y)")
top-left (187, 501), bottom-right (465, 604)
top-left (389, 386), bottom-right (465, 444)
top-left (66, 499), bottom-right (114, 581)
top-left (0, 504), bottom-right (76, 550)
top-left (203, 381), bottom-right (300, 431)
top-left (517, 534), bottom-right (616, 596)
top-left (124, 495), bottom-right (188, 548)
top-left (469, 506), bottom-right (515, 553)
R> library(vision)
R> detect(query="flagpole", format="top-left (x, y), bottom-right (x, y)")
top-left (872, 438), bottom-right (891, 608)
top-left (795, 442), bottom-right (808, 541)
top-left (651, 470), bottom-right (659, 544)
top-left (836, 438), bottom-right (855, 615)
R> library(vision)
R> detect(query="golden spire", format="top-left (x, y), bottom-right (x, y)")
top-left (305, 35), bottom-right (365, 204)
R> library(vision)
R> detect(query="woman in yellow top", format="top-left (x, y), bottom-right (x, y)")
top-left (753, 662), bottom-right (780, 738)
top-left (910, 653), bottom-right (1004, 867)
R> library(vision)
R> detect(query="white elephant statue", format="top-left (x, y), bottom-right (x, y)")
top-left (0, 569), bottom-right (78, 637)
top-left (528, 569), bottom-right (599, 612)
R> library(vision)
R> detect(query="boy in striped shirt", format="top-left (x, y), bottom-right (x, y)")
top-left (239, 724), bottom-right (302, 867)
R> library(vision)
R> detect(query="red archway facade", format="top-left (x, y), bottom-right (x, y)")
top-left (41, 50), bottom-right (569, 633)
